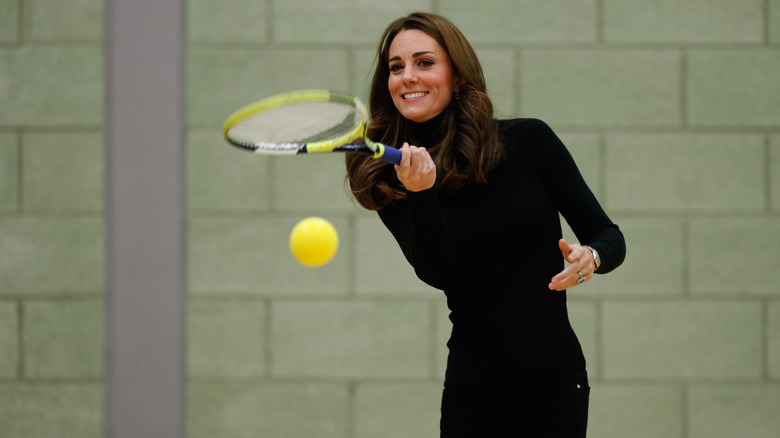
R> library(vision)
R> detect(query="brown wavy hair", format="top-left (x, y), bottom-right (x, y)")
top-left (345, 12), bottom-right (504, 210)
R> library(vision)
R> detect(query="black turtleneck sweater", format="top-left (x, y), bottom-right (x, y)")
top-left (377, 116), bottom-right (625, 387)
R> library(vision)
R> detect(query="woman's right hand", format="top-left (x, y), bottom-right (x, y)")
top-left (395, 142), bottom-right (436, 192)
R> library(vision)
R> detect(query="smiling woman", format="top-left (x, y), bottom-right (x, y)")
top-left (386, 30), bottom-right (462, 123)
top-left (347, 13), bottom-right (505, 209)
top-left (344, 11), bottom-right (625, 438)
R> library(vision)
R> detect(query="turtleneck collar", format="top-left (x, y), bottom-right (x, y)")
top-left (407, 109), bottom-right (448, 148)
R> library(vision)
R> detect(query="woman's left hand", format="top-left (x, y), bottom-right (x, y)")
top-left (548, 239), bottom-right (595, 291)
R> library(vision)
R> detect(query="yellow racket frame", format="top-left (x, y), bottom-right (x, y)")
top-left (222, 89), bottom-right (389, 157)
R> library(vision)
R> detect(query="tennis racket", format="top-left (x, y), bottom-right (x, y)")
top-left (222, 89), bottom-right (402, 165)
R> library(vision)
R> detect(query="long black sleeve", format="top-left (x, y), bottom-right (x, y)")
top-left (526, 118), bottom-right (626, 273)
top-left (378, 188), bottom-right (459, 290)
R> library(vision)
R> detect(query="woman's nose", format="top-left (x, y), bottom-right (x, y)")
top-left (402, 70), bottom-right (418, 84)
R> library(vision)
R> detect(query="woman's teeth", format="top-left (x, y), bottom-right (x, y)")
top-left (404, 92), bottom-right (428, 99)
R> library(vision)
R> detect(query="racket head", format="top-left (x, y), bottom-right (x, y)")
top-left (222, 89), bottom-right (369, 156)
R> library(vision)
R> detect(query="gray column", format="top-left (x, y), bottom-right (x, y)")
top-left (105, 0), bottom-right (186, 437)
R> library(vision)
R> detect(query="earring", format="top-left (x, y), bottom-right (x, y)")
top-left (454, 90), bottom-right (460, 100)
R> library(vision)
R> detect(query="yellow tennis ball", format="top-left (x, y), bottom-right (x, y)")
top-left (289, 217), bottom-right (339, 267)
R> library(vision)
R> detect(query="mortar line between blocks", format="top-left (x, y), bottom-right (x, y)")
top-left (594, 301), bottom-right (604, 381)
top-left (347, 214), bottom-right (357, 297)
top-left (681, 384), bottom-right (690, 438)
top-left (680, 49), bottom-right (689, 128)
top-left (347, 381), bottom-right (357, 438)
top-left (764, 136), bottom-right (772, 213)
top-left (763, 0), bottom-right (771, 44)
top-left (16, 130), bottom-right (23, 212)
top-left (762, 298), bottom-right (770, 381)
top-left (596, 0), bottom-right (605, 44)
top-left (682, 218), bottom-right (691, 297)
top-left (16, 299), bottom-right (24, 379)
top-left (266, 0), bottom-right (274, 43)
top-left (264, 298), bottom-right (273, 378)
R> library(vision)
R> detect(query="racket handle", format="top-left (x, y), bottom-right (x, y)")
top-left (377, 144), bottom-right (402, 165)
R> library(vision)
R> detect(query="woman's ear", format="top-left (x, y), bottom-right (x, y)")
top-left (455, 75), bottom-right (466, 91)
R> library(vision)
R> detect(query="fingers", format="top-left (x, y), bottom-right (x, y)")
top-left (548, 263), bottom-right (592, 291)
top-left (395, 142), bottom-right (411, 170)
top-left (548, 240), bottom-right (595, 291)
top-left (558, 238), bottom-right (573, 263)
top-left (395, 142), bottom-right (436, 192)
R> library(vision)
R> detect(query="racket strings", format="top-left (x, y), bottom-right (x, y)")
top-left (227, 101), bottom-right (361, 145)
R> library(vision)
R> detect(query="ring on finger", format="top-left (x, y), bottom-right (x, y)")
top-left (577, 271), bottom-right (585, 283)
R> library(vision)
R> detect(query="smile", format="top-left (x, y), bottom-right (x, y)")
top-left (403, 92), bottom-right (429, 100)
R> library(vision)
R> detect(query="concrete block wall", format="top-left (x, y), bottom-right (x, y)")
top-left (1, 0), bottom-right (778, 436)
top-left (0, 0), bottom-right (105, 436)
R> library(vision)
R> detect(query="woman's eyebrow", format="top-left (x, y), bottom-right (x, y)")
top-left (388, 51), bottom-right (436, 62)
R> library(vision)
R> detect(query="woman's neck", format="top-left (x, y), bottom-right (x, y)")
top-left (407, 110), bottom-right (448, 148)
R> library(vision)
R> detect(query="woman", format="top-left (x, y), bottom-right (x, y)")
top-left (346, 12), bottom-right (625, 437)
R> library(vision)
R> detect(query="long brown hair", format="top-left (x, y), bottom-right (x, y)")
top-left (346, 12), bottom-right (504, 210)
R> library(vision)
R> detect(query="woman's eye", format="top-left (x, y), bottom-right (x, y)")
top-left (419, 59), bottom-right (434, 68)
top-left (389, 64), bottom-right (403, 73)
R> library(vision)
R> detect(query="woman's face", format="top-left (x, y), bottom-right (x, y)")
top-left (387, 29), bottom-right (460, 123)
